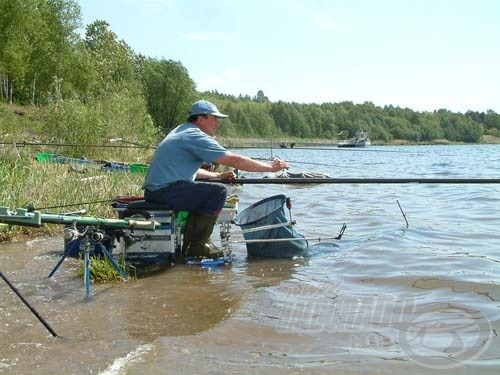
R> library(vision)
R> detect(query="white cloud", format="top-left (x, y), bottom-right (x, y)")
top-left (225, 68), bottom-right (241, 80)
top-left (199, 68), bottom-right (242, 91)
top-left (182, 32), bottom-right (236, 41)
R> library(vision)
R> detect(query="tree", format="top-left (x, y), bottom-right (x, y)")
top-left (0, 0), bottom-right (38, 103)
top-left (141, 58), bottom-right (196, 132)
top-left (0, 0), bottom-right (84, 104)
top-left (253, 90), bottom-right (269, 103)
top-left (84, 20), bottom-right (135, 97)
top-left (270, 102), bottom-right (292, 134)
top-left (484, 110), bottom-right (500, 131)
top-left (28, 0), bottom-right (82, 104)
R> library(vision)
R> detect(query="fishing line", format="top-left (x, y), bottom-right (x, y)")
top-left (252, 157), bottom-right (337, 168)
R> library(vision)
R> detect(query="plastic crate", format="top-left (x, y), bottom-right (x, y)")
top-left (129, 163), bottom-right (149, 174)
top-left (35, 152), bottom-right (56, 162)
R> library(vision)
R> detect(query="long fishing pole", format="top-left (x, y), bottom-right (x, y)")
top-left (0, 271), bottom-right (58, 337)
top-left (0, 140), bottom-right (156, 149)
top-left (1, 139), bottom-right (430, 155)
top-left (203, 177), bottom-right (500, 184)
top-left (29, 199), bottom-right (114, 211)
top-left (108, 138), bottom-right (157, 149)
top-left (225, 145), bottom-right (425, 154)
top-left (282, 146), bottom-right (424, 154)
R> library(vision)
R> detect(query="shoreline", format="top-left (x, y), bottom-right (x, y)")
top-left (219, 135), bottom-right (500, 148)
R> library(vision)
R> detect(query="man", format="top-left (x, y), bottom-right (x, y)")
top-left (143, 99), bottom-right (289, 259)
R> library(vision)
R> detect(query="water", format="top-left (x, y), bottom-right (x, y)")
top-left (1, 145), bottom-right (499, 374)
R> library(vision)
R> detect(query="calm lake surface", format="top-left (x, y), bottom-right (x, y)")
top-left (1, 144), bottom-right (499, 374)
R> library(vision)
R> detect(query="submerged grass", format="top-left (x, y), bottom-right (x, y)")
top-left (76, 254), bottom-right (133, 283)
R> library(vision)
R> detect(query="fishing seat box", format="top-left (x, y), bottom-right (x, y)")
top-left (111, 199), bottom-right (176, 257)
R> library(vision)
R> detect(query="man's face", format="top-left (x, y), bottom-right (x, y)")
top-left (199, 114), bottom-right (221, 136)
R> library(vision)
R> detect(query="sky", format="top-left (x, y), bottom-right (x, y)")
top-left (78, 0), bottom-right (500, 113)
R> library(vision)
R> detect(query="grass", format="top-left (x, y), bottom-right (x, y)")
top-left (76, 254), bottom-right (133, 283)
top-left (0, 146), bottom-right (146, 280)
top-left (0, 146), bottom-right (148, 240)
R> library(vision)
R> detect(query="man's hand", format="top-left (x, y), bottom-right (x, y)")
top-left (270, 159), bottom-right (289, 172)
top-left (218, 171), bottom-right (237, 179)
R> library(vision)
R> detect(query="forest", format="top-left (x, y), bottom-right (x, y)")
top-left (1, 0), bottom-right (500, 148)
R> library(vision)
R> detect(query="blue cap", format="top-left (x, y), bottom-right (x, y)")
top-left (189, 100), bottom-right (228, 118)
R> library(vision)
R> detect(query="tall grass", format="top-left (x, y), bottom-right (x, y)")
top-left (1, 97), bottom-right (158, 236)
top-left (0, 145), bottom-right (148, 239)
top-left (41, 95), bottom-right (159, 161)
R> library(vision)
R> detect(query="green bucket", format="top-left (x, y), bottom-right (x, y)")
top-left (35, 152), bottom-right (56, 162)
top-left (129, 163), bottom-right (149, 174)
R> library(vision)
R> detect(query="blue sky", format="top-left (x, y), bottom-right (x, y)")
top-left (79, 0), bottom-right (500, 113)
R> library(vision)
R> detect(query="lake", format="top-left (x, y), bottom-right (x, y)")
top-left (1, 144), bottom-right (499, 374)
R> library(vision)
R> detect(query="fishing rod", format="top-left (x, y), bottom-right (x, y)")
top-left (0, 271), bottom-right (58, 337)
top-left (1, 139), bottom-right (429, 155)
top-left (0, 140), bottom-right (156, 149)
top-left (24, 199), bottom-right (115, 212)
top-left (281, 146), bottom-right (424, 154)
top-left (225, 145), bottom-right (425, 154)
top-left (108, 138), bottom-right (157, 149)
top-left (203, 177), bottom-right (500, 184)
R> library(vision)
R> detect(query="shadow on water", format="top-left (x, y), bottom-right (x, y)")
top-left (240, 256), bottom-right (305, 289)
top-left (120, 240), bottom-right (346, 340)
top-left (117, 265), bottom-right (243, 341)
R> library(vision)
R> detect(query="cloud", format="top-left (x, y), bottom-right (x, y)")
top-left (225, 68), bottom-right (241, 80)
top-left (199, 68), bottom-right (242, 90)
top-left (182, 32), bottom-right (236, 41)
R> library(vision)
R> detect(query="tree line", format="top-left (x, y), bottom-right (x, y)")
top-left (1, 0), bottom-right (499, 146)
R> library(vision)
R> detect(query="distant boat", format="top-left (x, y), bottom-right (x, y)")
top-left (337, 130), bottom-right (371, 148)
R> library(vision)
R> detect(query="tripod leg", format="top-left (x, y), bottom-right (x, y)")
top-left (96, 243), bottom-right (128, 280)
top-left (84, 241), bottom-right (91, 299)
top-left (47, 241), bottom-right (78, 278)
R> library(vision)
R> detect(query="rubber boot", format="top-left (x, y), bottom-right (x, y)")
top-left (181, 212), bottom-right (223, 259)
